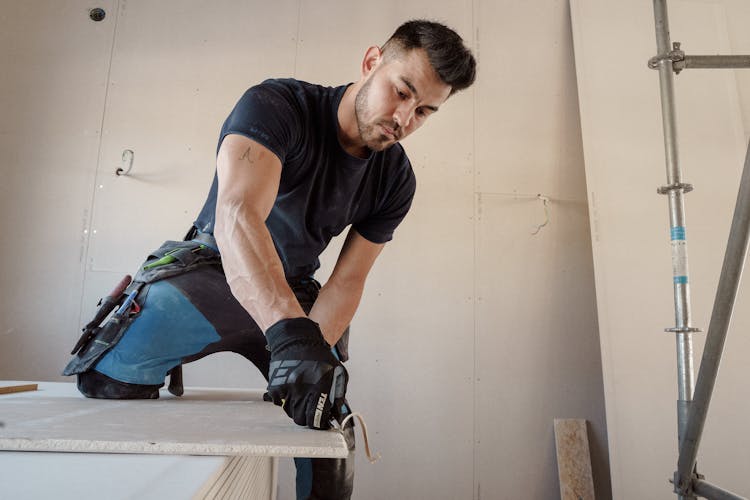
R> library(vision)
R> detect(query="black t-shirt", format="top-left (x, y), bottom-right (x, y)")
top-left (194, 78), bottom-right (416, 280)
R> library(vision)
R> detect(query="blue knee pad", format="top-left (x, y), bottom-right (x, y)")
top-left (94, 280), bottom-right (220, 385)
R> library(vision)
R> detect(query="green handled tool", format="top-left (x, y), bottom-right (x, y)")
top-left (143, 245), bottom-right (205, 270)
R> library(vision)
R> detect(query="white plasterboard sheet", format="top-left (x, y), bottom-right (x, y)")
top-left (0, 382), bottom-right (347, 458)
top-left (0, 452), bottom-right (226, 500)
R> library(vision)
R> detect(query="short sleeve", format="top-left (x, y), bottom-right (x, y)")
top-left (219, 80), bottom-right (302, 164)
top-left (354, 160), bottom-right (417, 244)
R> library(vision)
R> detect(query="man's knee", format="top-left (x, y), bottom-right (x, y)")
top-left (306, 423), bottom-right (356, 500)
top-left (77, 369), bottom-right (162, 399)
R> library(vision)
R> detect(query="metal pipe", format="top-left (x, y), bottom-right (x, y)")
top-left (676, 139), bottom-right (750, 490)
top-left (693, 479), bottom-right (747, 500)
top-left (653, 0), bottom-right (697, 453)
top-left (654, 1), bottom-right (680, 185)
top-left (677, 55), bottom-right (750, 70)
top-left (652, 3), bottom-right (700, 498)
top-left (675, 332), bottom-right (693, 432)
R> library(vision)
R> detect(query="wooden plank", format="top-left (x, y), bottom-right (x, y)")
top-left (554, 419), bottom-right (595, 500)
top-left (0, 384), bottom-right (38, 395)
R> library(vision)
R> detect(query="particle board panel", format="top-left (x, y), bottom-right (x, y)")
top-left (570, 0), bottom-right (750, 497)
top-left (554, 419), bottom-right (595, 500)
top-left (0, 382), bottom-right (347, 458)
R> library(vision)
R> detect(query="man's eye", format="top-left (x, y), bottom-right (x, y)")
top-left (397, 89), bottom-right (407, 99)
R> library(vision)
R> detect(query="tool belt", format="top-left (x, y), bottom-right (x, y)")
top-left (62, 231), bottom-right (221, 378)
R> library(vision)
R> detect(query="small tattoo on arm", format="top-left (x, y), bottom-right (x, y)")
top-left (239, 146), bottom-right (253, 163)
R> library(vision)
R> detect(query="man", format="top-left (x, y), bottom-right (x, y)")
top-left (64, 19), bottom-right (475, 499)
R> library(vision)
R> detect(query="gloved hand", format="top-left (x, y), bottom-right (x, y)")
top-left (265, 317), bottom-right (348, 430)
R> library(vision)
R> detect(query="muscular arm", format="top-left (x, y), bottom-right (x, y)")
top-left (309, 228), bottom-right (385, 346)
top-left (213, 134), bottom-right (305, 332)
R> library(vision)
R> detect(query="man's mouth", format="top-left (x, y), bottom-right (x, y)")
top-left (381, 125), bottom-right (398, 140)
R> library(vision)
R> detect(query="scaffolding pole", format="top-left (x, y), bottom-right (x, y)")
top-left (674, 135), bottom-right (750, 500)
top-left (650, 1), bottom-right (750, 499)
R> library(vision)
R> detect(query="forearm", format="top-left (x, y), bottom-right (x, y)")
top-left (214, 200), bottom-right (305, 332)
top-left (308, 278), bottom-right (365, 346)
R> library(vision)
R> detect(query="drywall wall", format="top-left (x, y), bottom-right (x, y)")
top-left (0, 1), bottom-right (609, 498)
top-left (571, 0), bottom-right (750, 497)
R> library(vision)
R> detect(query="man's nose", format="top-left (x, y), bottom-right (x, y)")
top-left (393, 103), bottom-right (414, 130)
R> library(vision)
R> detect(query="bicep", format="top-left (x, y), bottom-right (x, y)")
top-left (216, 134), bottom-right (282, 221)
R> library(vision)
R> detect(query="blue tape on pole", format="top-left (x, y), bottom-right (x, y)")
top-left (674, 276), bottom-right (688, 284)
top-left (671, 226), bottom-right (686, 241)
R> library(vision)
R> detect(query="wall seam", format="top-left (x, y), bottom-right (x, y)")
top-left (77, 0), bottom-right (122, 329)
top-left (293, 0), bottom-right (302, 78)
top-left (471, 0), bottom-right (480, 498)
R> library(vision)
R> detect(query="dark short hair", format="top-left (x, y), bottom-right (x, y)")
top-left (382, 20), bottom-right (476, 95)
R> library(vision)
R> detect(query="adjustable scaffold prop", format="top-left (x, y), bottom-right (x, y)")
top-left (650, 1), bottom-right (750, 499)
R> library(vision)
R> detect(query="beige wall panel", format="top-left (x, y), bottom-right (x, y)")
top-left (724, 0), bottom-right (750, 138)
top-left (339, 189), bottom-right (475, 500)
top-left (2, 2), bottom-right (612, 500)
top-left (475, 0), bottom-right (587, 200)
top-left (571, 0), bottom-right (750, 497)
top-left (475, 195), bottom-right (609, 499)
top-left (0, 0), bottom-right (116, 379)
top-left (86, 0), bottom-right (299, 274)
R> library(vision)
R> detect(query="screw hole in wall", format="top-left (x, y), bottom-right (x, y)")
top-left (89, 8), bottom-right (106, 22)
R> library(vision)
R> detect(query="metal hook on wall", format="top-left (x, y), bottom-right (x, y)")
top-left (116, 149), bottom-right (134, 176)
top-left (531, 194), bottom-right (550, 236)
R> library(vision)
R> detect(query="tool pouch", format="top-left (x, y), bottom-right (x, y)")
top-left (136, 237), bottom-right (221, 284)
top-left (62, 236), bottom-right (221, 376)
top-left (62, 281), bottom-right (144, 376)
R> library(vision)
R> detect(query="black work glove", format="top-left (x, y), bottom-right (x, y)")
top-left (266, 317), bottom-right (348, 430)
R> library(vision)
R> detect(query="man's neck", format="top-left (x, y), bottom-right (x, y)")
top-left (337, 83), bottom-right (369, 158)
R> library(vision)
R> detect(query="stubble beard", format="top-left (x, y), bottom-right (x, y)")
top-left (354, 76), bottom-right (396, 152)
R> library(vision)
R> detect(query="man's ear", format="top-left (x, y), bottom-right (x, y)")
top-left (361, 46), bottom-right (383, 78)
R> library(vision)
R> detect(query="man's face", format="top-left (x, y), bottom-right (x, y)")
top-left (354, 48), bottom-right (452, 152)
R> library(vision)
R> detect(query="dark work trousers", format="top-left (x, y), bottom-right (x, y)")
top-left (75, 261), bottom-right (355, 500)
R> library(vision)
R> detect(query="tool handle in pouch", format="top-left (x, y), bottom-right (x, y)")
top-left (142, 245), bottom-right (206, 270)
top-left (71, 275), bottom-right (133, 355)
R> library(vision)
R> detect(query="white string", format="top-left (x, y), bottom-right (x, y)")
top-left (338, 412), bottom-right (381, 463)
